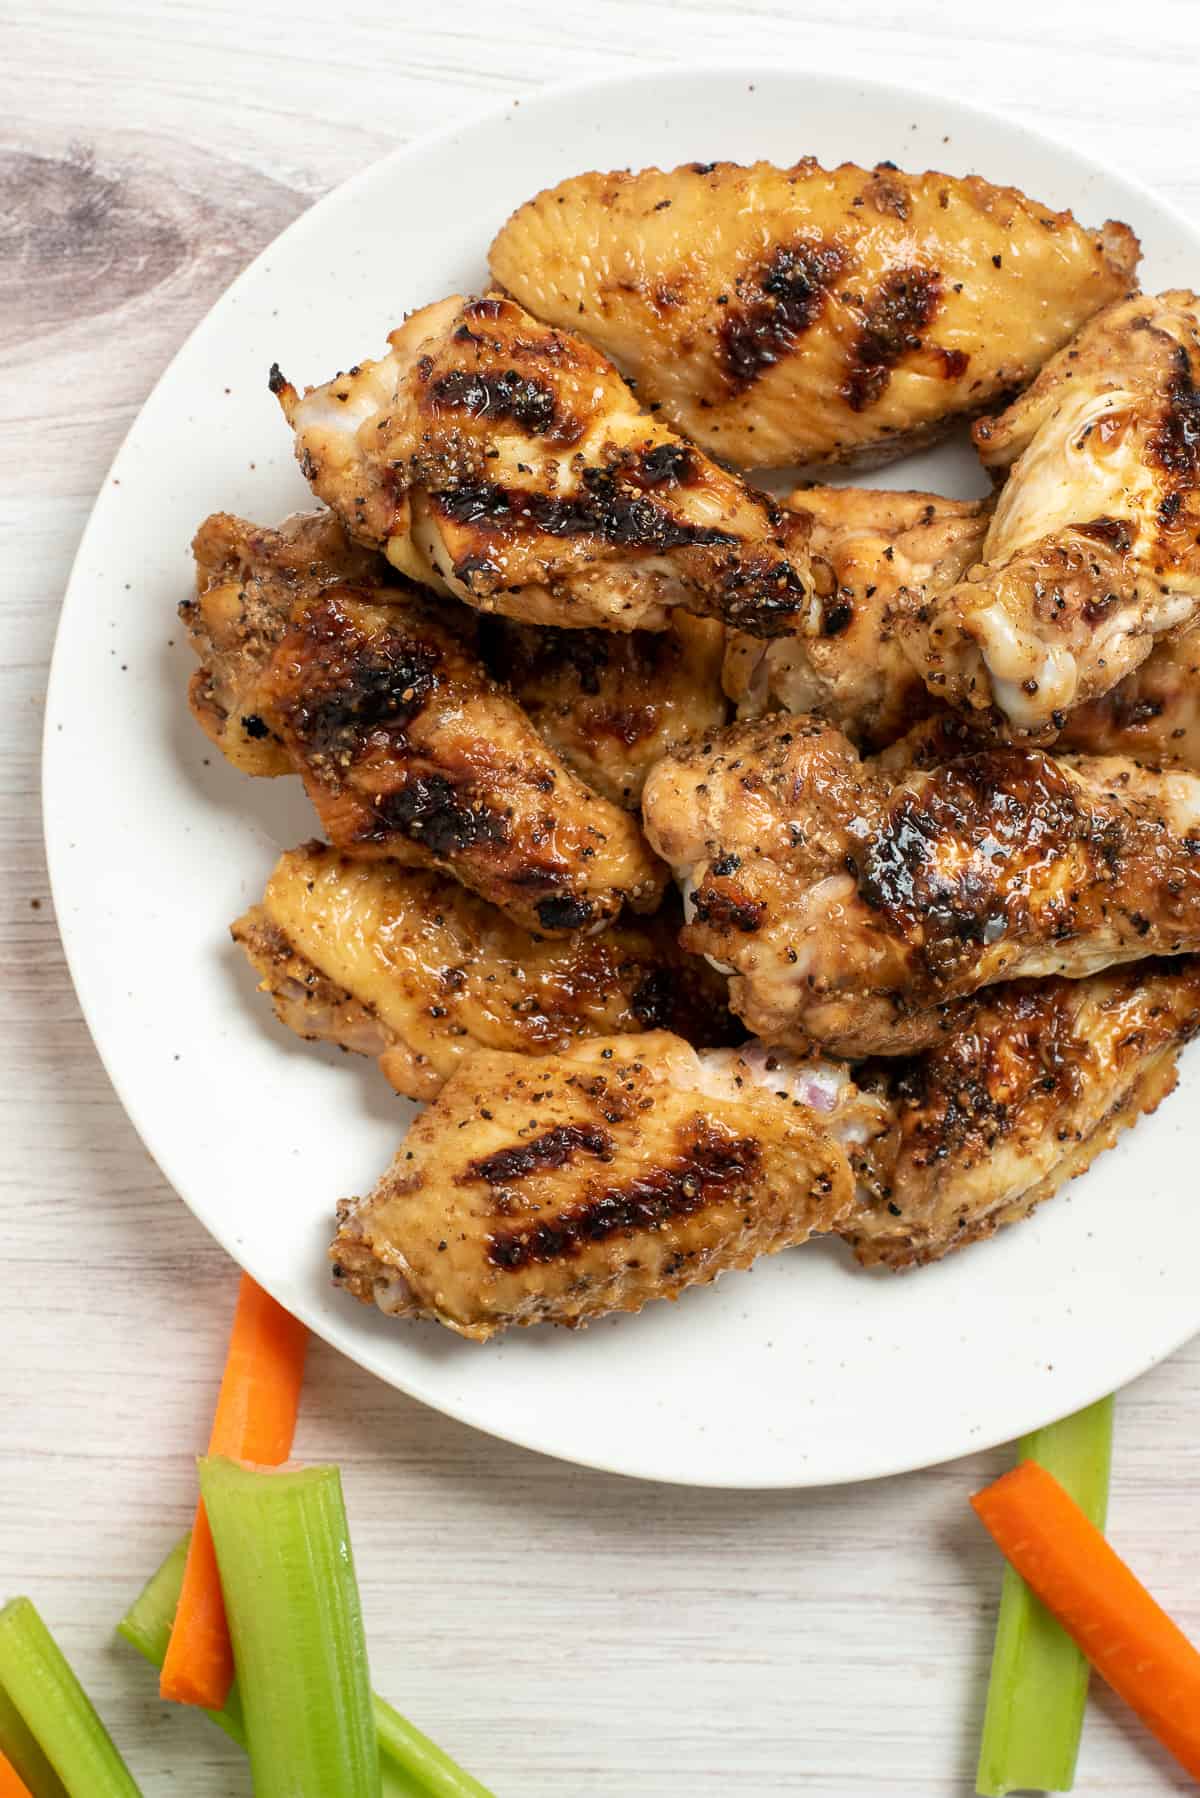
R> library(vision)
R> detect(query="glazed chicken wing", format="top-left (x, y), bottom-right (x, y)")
top-left (845, 960), bottom-right (1200, 1267)
top-left (903, 292), bottom-right (1200, 737)
top-left (481, 612), bottom-right (728, 807)
top-left (641, 715), bottom-right (1200, 1054)
top-left (183, 515), bottom-right (665, 934)
top-left (273, 293), bottom-right (812, 638)
top-left (233, 843), bottom-right (738, 1100)
top-left (490, 159), bottom-right (1138, 469)
top-left (723, 485), bottom-right (989, 750)
top-left (330, 1031), bottom-right (852, 1338)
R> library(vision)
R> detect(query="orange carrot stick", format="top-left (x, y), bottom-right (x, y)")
top-left (160, 1273), bottom-right (308, 1709)
top-left (0, 1752), bottom-right (32, 1798)
top-left (972, 1459), bottom-right (1200, 1781)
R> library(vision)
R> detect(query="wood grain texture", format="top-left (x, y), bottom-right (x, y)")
top-left (3, 2), bottom-right (1200, 1792)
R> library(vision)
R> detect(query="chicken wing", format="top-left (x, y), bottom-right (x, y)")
top-left (480, 612), bottom-right (728, 807)
top-left (876, 626), bottom-right (1200, 776)
top-left (723, 485), bottom-right (989, 750)
top-left (1056, 623), bottom-right (1200, 768)
top-left (329, 1031), bottom-right (852, 1338)
top-left (489, 159), bottom-right (1138, 469)
top-left (903, 291), bottom-right (1200, 737)
top-left (641, 715), bottom-right (1200, 1054)
top-left (186, 509), bottom-right (382, 776)
top-left (273, 293), bottom-right (812, 638)
top-left (233, 843), bottom-right (739, 1100)
top-left (845, 960), bottom-right (1200, 1267)
top-left (183, 516), bottom-right (665, 934)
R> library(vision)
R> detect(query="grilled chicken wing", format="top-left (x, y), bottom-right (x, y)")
top-left (273, 293), bottom-right (812, 638)
top-left (330, 1031), bottom-right (852, 1338)
top-left (845, 960), bottom-right (1200, 1267)
top-left (183, 517), bottom-right (665, 935)
top-left (186, 510), bottom-right (382, 775)
top-left (490, 159), bottom-right (1138, 469)
top-left (481, 612), bottom-right (728, 807)
top-left (723, 485), bottom-right (989, 749)
top-left (1057, 623), bottom-right (1200, 768)
top-left (641, 715), bottom-right (1200, 1054)
top-left (885, 626), bottom-right (1200, 775)
top-left (233, 843), bottom-right (738, 1100)
top-left (903, 292), bottom-right (1200, 737)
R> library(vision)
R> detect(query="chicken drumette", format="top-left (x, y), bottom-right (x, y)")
top-left (490, 158), bottom-right (1138, 468)
top-left (273, 293), bottom-right (813, 638)
top-left (642, 715), bottom-right (1200, 1055)
top-left (330, 1031), bottom-right (852, 1339)
top-left (902, 291), bottom-right (1200, 736)
top-left (233, 843), bottom-right (738, 1100)
top-left (183, 513), bottom-right (664, 934)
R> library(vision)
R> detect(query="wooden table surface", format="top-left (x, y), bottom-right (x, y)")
top-left (4, 3), bottom-right (1200, 1791)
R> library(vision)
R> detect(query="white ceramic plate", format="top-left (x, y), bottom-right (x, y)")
top-left (44, 66), bottom-right (1200, 1488)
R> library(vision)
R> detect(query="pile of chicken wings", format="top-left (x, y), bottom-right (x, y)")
top-left (183, 156), bottom-right (1200, 1340)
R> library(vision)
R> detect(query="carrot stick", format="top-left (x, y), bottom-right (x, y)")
top-left (972, 1459), bottom-right (1200, 1781)
top-left (0, 1753), bottom-right (32, 1798)
top-left (159, 1274), bottom-right (308, 1710)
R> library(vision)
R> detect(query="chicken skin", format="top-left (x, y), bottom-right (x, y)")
top-left (481, 612), bottom-right (728, 808)
top-left (845, 959), bottom-right (1200, 1267)
top-left (1058, 623), bottom-right (1200, 768)
top-left (723, 485), bottom-right (990, 750)
top-left (641, 716), bottom-right (1200, 1055)
top-left (273, 293), bottom-right (813, 638)
top-left (233, 843), bottom-right (738, 1101)
top-left (183, 516), bottom-right (665, 935)
top-left (885, 627), bottom-right (1200, 775)
top-left (186, 510), bottom-right (381, 776)
top-left (330, 1031), bottom-right (852, 1338)
top-left (904, 292), bottom-right (1200, 737)
top-left (489, 159), bottom-right (1138, 469)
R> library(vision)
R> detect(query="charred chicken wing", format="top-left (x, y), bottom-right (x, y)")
top-left (1057, 623), bottom-right (1200, 768)
top-left (273, 293), bottom-right (813, 638)
top-left (490, 159), bottom-right (1138, 469)
top-left (845, 960), bottom-right (1200, 1267)
top-left (481, 612), bottom-right (728, 807)
top-left (904, 292), bottom-right (1200, 736)
top-left (330, 1031), bottom-right (852, 1338)
top-left (183, 517), bottom-right (665, 935)
top-left (185, 509), bottom-right (382, 776)
top-left (723, 485), bottom-right (989, 750)
top-left (641, 716), bottom-right (1200, 1054)
top-left (233, 843), bottom-right (738, 1100)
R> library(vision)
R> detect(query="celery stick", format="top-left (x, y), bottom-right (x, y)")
top-left (0, 1599), bottom-right (142, 1796)
top-left (115, 1539), bottom-right (243, 1753)
top-left (119, 1534), bottom-right (493, 1798)
top-left (372, 1695), bottom-right (495, 1798)
top-left (0, 1683), bottom-right (68, 1798)
top-left (198, 1457), bottom-right (381, 1798)
top-left (976, 1395), bottom-right (1114, 1797)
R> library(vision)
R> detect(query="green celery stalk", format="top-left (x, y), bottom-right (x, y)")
top-left (120, 1534), bottom-right (493, 1798)
top-left (0, 1598), bottom-right (142, 1796)
top-left (198, 1457), bottom-right (381, 1798)
top-left (115, 1538), bottom-right (244, 1753)
top-left (0, 1682), bottom-right (69, 1798)
top-left (976, 1395), bottom-right (1114, 1796)
top-left (371, 1695), bottom-right (494, 1798)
